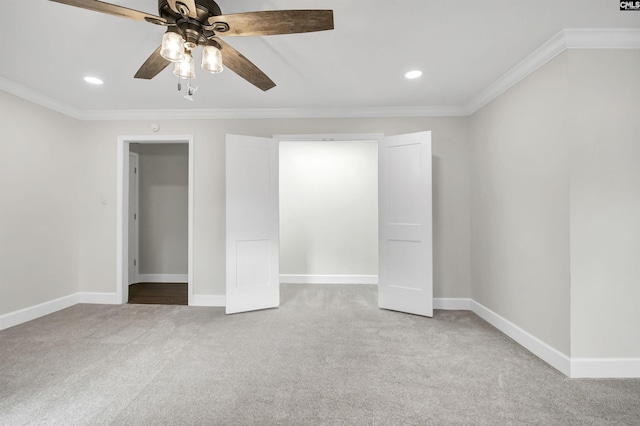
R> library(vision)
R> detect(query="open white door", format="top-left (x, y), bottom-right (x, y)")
top-left (226, 134), bottom-right (280, 314)
top-left (378, 131), bottom-right (433, 317)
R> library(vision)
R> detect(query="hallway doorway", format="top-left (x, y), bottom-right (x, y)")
top-left (126, 142), bottom-right (189, 306)
top-left (128, 283), bottom-right (188, 305)
top-left (116, 135), bottom-right (194, 305)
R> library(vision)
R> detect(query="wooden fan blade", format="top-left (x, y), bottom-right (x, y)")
top-left (49, 0), bottom-right (166, 24)
top-left (209, 39), bottom-right (275, 91)
top-left (208, 10), bottom-right (334, 37)
top-left (134, 46), bottom-right (171, 79)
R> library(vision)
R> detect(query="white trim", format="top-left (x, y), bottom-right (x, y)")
top-left (188, 140), bottom-right (195, 305)
top-left (433, 298), bottom-right (472, 310)
top-left (454, 300), bottom-right (640, 378)
top-left (280, 274), bottom-right (378, 285)
top-left (571, 358), bottom-right (640, 379)
top-left (116, 139), bottom-right (125, 303)
top-left (76, 106), bottom-right (468, 121)
top-left (136, 274), bottom-right (188, 283)
top-left (0, 294), bottom-right (79, 331)
top-left (190, 295), bottom-right (226, 307)
top-left (463, 30), bottom-right (567, 114)
top-left (0, 292), bottom-right (120, 331)
top-left (470, 300), bottom-right (572, 376)
top-left (0, 76), bottom-right (83, 119)
top-left (275, 133), bottom-right (384, 142)
top-left (3, 290), bottom-right (639, 378)
top-left (464, 28), bottom-right (640, 114)
top-left (116, 135), bottom-right (195, 305)
top-left (128, 151), bottom-right (139, 285)
top-left (77, 292), bottom-right (120, 305)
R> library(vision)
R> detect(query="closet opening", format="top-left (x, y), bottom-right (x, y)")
top-left (279, 140), bottom-right (379, 288)
top-left (116, 135), bottom-right (194, 305)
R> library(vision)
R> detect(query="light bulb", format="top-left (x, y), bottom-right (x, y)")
top-left (173, 51), bottom-right (195, 79)
top-left (201, 45), bottom-right (223, 73)
top-left (161, 31), bottom-right (185, 63)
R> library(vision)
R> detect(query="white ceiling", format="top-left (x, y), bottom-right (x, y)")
top-left (0, 0), bottom-right (638, 116)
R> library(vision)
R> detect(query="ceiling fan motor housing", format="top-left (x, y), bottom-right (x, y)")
top-left (159, 0), bottom-right (222, 47)
top-left (158, 0), bottom-right (221, 23)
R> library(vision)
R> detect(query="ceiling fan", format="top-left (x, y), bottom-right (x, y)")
top-left (49, 0), bottom-right (334, 91)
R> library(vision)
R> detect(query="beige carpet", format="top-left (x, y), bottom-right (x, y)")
top-left (1, 284), bottom-right (639, 425)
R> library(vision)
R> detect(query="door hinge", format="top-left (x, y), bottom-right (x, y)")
top-left (135, 167), bottom-right (137, 174)
top-left (134, 213), bottom-right (137, 220)
top-left (134, 259), bottom-right (137, 266)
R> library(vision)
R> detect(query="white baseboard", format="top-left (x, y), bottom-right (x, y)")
top-left (433, 298), bottom-right (472, 310)
top-left (280, 274), bottom-right (378, 285)
top-left (190, 294), bottom-right (226, 307)
top-left (136, 274), bottom-right (188, 283)
top-left (571, 358), bottom-right (640, 378)
top-left (469, 300), bottom-right (572, 376)
top-left (0, 293), bottom-right (79, 331)
top-left (77, 292), bottom-right (120, 305)
top-left (467, 301), bottom-right (640, 378)
top-left (0, 292), bottom-right (122, 331)
top-left (3, 290), bottom-right (638, 378)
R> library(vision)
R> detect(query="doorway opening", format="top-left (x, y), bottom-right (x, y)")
top-left (128, 143), bottom-right (189, 305)
top-left (116, 135), bottom-right (194, 305)
top-left (279, 140), bottom-right (379, 286)
top-left (225, 131), bottom-right (433, 316)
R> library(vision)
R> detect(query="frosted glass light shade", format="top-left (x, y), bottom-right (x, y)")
top-left (201, 45), bottom-right (223, 73)
top-left (173, 51), bottom-right (195, 79)
top-left (160, 31), bottom-right (185, 63)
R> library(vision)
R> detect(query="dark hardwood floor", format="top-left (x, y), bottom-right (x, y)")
top-left (128, 283), bottom-right (188, 305)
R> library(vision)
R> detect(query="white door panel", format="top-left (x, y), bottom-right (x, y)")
top-left (378, 131), bottom-right (433, 317)
top-left (226, 134), bottom-right (279, 314)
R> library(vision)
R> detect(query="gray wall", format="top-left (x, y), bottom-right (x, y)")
top-left (77, 116), bottom-right (472, 300)
top-left (0, 91), bottom-right (81, 315)
top-left (129, 143), bottom-right (188, 276)
top-left (470, 49), bottom-right (640, 359)
top-left (279, 141), bottom-right (378, 276)
top-left (567, 50), bottom-right (640, 358)
top-left (0, 97), bottom-right (470, 314)
top-left (470, 53), bottom-right (571, 355)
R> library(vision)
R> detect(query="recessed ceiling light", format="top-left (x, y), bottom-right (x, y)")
top-left (405, 70), bottom-right (423, 79)
top-left (84, 76), bottom-right (103, 85)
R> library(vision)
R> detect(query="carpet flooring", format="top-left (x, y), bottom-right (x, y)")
top-left (1, 284), bottom-right (639, 425)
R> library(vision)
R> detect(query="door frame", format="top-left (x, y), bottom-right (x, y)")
top-left (116, 135), bottom-right (195, 305)
top-left (276, 134), bottom-right (383, 144)
top-left (128, 151), bottom-right (139, 285)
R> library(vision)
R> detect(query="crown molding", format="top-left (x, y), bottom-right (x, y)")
top-left (0, 79), bottom-right (465, 119)
top-left (2, 28), bottom-right (639, 120)
top-left (75, 105), bottom-right (468, 121)
top-left (0, 76), bottom-right (83, 119)
top-left (463, 28), bottom-right (640, 115)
